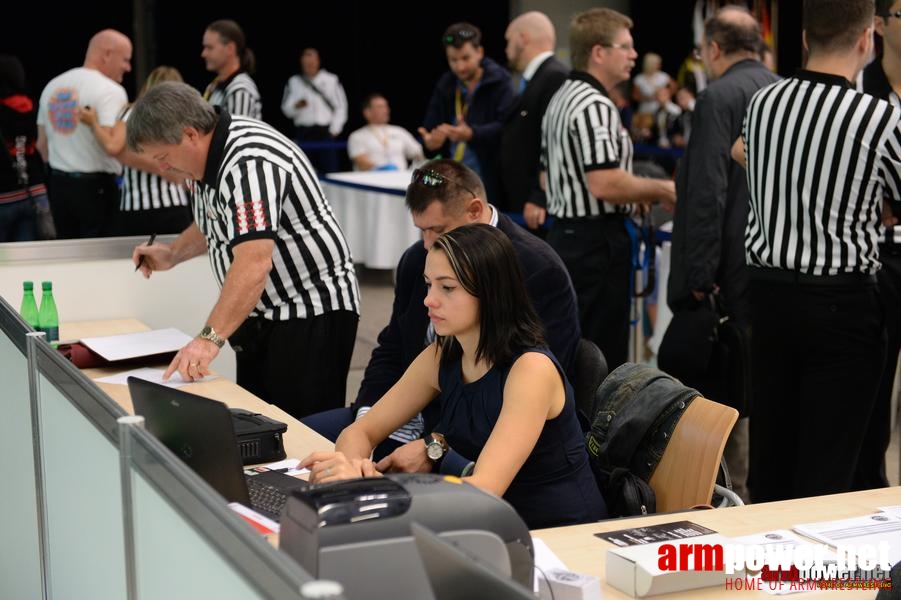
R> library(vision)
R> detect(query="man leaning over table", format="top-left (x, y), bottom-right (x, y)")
top-left (127, 82), bottom-right (360, 420)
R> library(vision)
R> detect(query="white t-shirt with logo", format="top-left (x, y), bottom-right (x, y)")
top-left (37, 67), bottom-right (128, 174)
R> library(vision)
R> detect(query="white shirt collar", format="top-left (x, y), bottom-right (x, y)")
top-left (522, 51), bottom-right (554, 82)
top-left (488, 203), bottom-right (499, 227)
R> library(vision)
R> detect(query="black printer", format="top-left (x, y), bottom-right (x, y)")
top-left (278, 473), bottom-right (534, 599)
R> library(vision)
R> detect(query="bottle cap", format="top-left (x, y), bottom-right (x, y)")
top-left (23, 281), bottom-right (33, 291)
top-left (41, 281), bottom-right (52, 291)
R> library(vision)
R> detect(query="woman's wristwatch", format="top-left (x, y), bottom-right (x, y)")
top-left (425, 432), bottom-right (449, 462)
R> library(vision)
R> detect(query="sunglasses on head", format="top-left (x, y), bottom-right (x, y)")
top-left (443, 29), bottom-right (478, 46)
top-left (411, 168), bottom-right (477, 199)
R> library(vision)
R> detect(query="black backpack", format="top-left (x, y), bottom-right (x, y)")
top-left (585, 363), bottom-right (699, 517)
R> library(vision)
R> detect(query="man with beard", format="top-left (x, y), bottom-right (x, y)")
top-left (419, 22), bottom-right (515, 205)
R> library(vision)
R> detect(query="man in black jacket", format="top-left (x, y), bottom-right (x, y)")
top-left (302, 159), bottom-right (581, 474)
top-left (667, 6), bottom-right (778, 501)
top-left (857, 0), bottom-right (901, 491)
top-left (499, 11), bottom-right (569, 229)
top-left (418, 23), bottom-right (515, 205)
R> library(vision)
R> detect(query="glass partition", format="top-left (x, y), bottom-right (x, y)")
top-left (0, 308), bottom-right (41, 599)
top-left (38, 366), bottom-right (127, 598)
top-left (0, 294), bottom-right (339, 600)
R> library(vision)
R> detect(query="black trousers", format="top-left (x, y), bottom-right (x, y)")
top-left (48, 170), bottom-right (119, 239)
top-left (232, 310), bottom-right (359, 420)
top-left (547, 216), bottom-right (631, 370)
top-left (748, 276), bottom-right (885, 502)
top-left (858, 248), bottom-right (901, 489)
top-left (111, 206), bottom-right (193, 237)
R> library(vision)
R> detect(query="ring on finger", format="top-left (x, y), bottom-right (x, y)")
top-left (324, 467), bottom-right (332, 477)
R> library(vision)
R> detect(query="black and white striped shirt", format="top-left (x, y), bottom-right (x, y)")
top-left (743, 70), bottom-right (901, 275)
top-left (541, 71), bottom-right (633, 218)
top-left (120, 107), bottom-right (190, 211)
top-left (860, 58), bottom-right (901, 244)
top-left (205, 71), bottom-right (262, 120)
top-left (192, 108), bottom-right (360, 320)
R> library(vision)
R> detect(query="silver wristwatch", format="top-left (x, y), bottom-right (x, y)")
top-left (425, 432), bottom-right (448, 462)
top-left (198, 325), bottom-right (226, 348)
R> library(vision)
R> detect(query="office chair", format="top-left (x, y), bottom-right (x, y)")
top-left (647, 396), bottom-right (738, 512)
top-left (572, 338), bottom-right (608, 426)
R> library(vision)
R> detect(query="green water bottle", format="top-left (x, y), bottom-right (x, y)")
top-left (19, 281), bottom-right (39, 329)
top-left (37, 281), bottom-right (59, 343)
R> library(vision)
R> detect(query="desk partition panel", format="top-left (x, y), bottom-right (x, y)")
top-left (0, 296), bottom-right (340, 600)
top-left (0, 309), bottom-right (41, 599)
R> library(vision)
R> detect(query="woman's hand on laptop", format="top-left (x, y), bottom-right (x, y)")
top-left (301, 451), bottom-right (383, 483)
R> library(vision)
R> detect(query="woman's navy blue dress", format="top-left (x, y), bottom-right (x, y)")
top-left (436, 348), bottom-right (607, 529)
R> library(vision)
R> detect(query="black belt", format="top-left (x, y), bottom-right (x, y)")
top-left (50, 169), bottom-right (116, 180)
top-left (750, 267), bottom-right (876, 286)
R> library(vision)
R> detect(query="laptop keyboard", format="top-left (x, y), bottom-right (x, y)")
top-left (246, 477), bottom-right (288, 521)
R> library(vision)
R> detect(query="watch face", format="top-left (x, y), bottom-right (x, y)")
top-left (427, 442), bottom-right (443, 460)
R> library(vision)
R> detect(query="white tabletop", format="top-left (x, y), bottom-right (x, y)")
top-left (320, 170), bottom-right (421, 270)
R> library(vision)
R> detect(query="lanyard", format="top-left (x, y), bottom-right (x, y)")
top-left (453, 87), bottom-right (471, 161)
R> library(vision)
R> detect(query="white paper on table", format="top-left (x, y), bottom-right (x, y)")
top-left (732, 529), bottom-right (839, 562)
top-left (879, 506), bottom-right (901, 518)
top-left (80, 327), bottom-right (192, 361)
top-left (792, 514), bottom-right (901, 565)
top-left (243, 458), bottom-right (310, 477)
top-left (531, 537), bottom-right (569, 593)
top-left (94, 367), bottom-right (217, 388)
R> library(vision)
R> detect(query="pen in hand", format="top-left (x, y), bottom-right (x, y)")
top-left (135, 233), bottom-right (157, 272)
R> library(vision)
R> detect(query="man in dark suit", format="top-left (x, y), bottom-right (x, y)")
top-left (302, 159), bottom-right (581, 474)
top-left (667, 6), bottom-right (779, 502)
top-left (499, 11), bottom-right (569, 230)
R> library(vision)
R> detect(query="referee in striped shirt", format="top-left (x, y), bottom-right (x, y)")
top-left (127, 82), bottom-right (360, 419)
top-left (201, 20), bottom-right (263, 120)
top-left (735, 0), bottom-right (901, 501)
top-left (541, 8), bottom-right (675, 369)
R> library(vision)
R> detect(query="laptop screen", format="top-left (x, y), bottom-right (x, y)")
top-left (127, 377), bottom-right (250, 505)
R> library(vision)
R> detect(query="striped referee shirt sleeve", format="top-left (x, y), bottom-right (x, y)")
top-left (219, 159), bottom-right (286, 245)
top-left (879, 123), bottom-right (901, 202)
top-left (226, 89), bottom-right (259, 120)
top-left (576, 101), bottom-right (621, 171)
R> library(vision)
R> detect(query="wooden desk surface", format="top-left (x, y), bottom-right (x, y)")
top-left (63, 319), bottom-right (334, 462)
top-left (61, 320), bottom-right (901, 597)
top-left (534, 486), bottom-right (901, 599)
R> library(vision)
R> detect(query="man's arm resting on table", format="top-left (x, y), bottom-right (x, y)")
top-left (163, 237), bottom-right (274, 381)
top-left (375, 439), bottom-right (472, 475)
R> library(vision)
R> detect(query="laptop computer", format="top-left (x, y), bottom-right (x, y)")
top-left (127, 376), bottom-right (309, 522)
top-left (410, 523), bottom-right (536, 600)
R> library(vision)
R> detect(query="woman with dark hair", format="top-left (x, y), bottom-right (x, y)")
top-left (0, 54), bottom-right (50, 241)
top-left (302, 223), bottom-right (606, 528)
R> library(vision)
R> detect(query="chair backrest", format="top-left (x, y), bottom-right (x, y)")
top-left (572, 338), bottom-right (608, 421)
top-left (648, 396), bottom-right (738, 512)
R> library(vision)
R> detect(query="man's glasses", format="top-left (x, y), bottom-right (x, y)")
top-left (411, 168), bottom-right (477, 198)
top-left (885, 9), bottom-right (901, 19)
top-left (601, 42), bottom-right (635, 52)
top-left (443, 29), bottom-right (478, 46)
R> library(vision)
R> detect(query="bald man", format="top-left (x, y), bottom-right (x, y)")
top-left (499, 11), bottom-right (569, 229)
top-left (37, 29), bottom-right (132, 238)
top-left (667, 6), bottom-right (779, 502)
